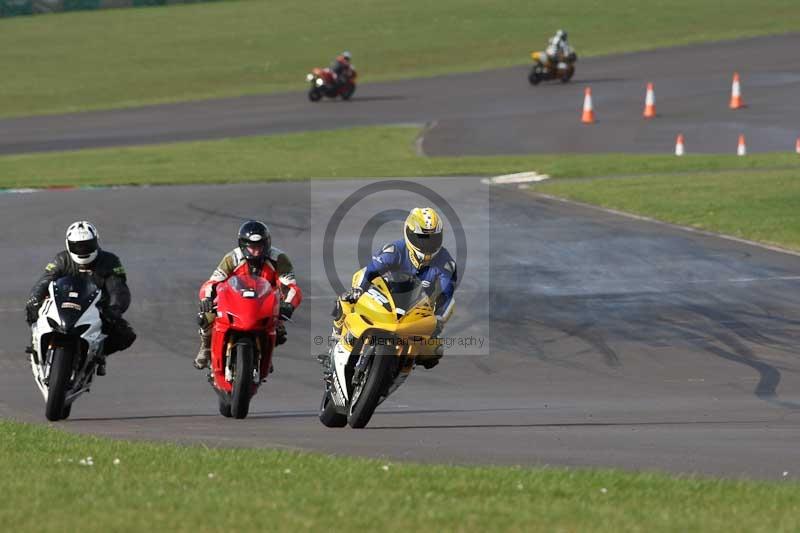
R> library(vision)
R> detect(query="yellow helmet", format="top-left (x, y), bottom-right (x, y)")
top-left (404, 207), bottom-right (443, 268)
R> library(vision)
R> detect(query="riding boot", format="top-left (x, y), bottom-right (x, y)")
top-left (194, 326), bottom-right (212, 370)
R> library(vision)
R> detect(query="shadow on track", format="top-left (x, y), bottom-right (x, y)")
top-left (367, 419), bottom-right (777, 431)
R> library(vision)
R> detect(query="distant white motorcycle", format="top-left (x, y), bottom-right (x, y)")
top-left (29, 276), bottom-right (106, 421)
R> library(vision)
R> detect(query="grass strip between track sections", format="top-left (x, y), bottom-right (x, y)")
top-left (1, 0), bottom-right (800, 116)
top-left (1, 418), bottom-right (799, 532)
top-left (1, 125), bottom-right (798, 187)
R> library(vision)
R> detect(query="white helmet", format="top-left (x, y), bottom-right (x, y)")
top-left (65, 221), bottom-right (99, 265)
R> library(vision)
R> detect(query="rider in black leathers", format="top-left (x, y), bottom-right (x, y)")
top-left (25, 221), bottom-right (136, 375)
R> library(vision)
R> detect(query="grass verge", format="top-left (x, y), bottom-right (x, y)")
top-left (1, 125), bottom-right (798, 188)
top-left (534, 169), bottom-right (800, 250)
top-left (2, 0), bottom-right (800, 116)
top-left (2, 418), bottom-right (799, 532)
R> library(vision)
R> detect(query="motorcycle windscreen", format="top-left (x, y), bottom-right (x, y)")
top-left (221, 275), bottom-right (277, 329)
top-left (52, 276), bottom-right (100, 331)
top-left (380, 271), bottom-right (427, 313)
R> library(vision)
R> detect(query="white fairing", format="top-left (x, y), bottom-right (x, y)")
top-left (30, 282), bottom-right (106, 403)
top-left (331, 341), bottom-right (351, 402)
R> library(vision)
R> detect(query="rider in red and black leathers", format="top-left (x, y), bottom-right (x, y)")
top-left (194, 220), bottom-right (302, 369)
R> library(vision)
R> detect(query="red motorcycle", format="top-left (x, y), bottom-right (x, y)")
top-left (306, 67), bottom-right (357, 102)
top-left (203, 272), bottom-right (280, 419)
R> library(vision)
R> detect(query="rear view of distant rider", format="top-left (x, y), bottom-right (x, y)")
top-left (330, 50), bottom-right (354, 88)
top-left (545, 29), bottom-right (575, 68)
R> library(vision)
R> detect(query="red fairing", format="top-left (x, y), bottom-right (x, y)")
top-left (209, 274), bottom-right (280, 395)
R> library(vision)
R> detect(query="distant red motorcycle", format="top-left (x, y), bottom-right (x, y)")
top-left (201, 272), bottom-right (280, 419)
top-left (306, 67), bottom-right (357, 102)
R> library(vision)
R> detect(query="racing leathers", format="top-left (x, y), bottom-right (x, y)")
top-left (545, 34), bottom-right (574, 68)
top-left (330, 56), bottom-right (353, 88)
top-left (336, 240), bottom-right (457, 368)
top-left (26, 250), bottom-right (136, 358)
top-left (195, 247), bottom-right (303, 368)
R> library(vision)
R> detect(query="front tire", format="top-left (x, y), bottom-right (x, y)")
top-left (528, 67), bottom-right (542, 86)
top-left (308, 88), bottom-right (322, 102)
top-left (319, 389), bottom-right (347, 427)
top-left (218, 395), bottom-right (232, 418)
top-left (230, 340), bottom-right (254, 419)
top-left (45, 347), bottom-right (73, 422)
top-left (347, 345), bottom-right (397, 429)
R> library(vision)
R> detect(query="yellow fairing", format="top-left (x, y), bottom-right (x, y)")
top-left (340, 271), bottom-right (438, 354)
top-left (531, 51), bottom-right (543, 61)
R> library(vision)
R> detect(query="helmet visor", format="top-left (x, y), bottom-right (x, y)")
top-left (67, 238), bottom-right (98, 257)
top-left (406, 227), bottom-right (442, 255)
top-left (239, 237), bottom-right (266, 258)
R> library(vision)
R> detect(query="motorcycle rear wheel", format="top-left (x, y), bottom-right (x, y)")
top-left (341, 84), bottom-right (355, 100)
top-left (319, 389), bottom-right (347, 427)
top-left (347, 345), bottom-right (397, 429)
top-left (45, 347), bottom-right (73, 422)
top-left (230, 340), bottom-right (254, 419)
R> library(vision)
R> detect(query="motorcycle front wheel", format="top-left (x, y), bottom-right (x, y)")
top-left (218, 395), bottom-right (232, 418)
top-left (230, 339), bottom-right (254, 419)
top-left (45, 347), bottom-right (73, 422)
top-left (347, 345), bottom-right (397, 429)
top-left (528, 67), bottom-right (542, 86)
top-left (308, 88), bottom-right (322, 102)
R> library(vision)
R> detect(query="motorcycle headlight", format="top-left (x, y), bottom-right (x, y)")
top-left (315, 78), bottom-right (324, 87)
top-left (306, 73), bottom-right (314, 82)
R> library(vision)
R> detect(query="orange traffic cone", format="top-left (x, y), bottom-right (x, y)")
top-left (795, 137), bottom-right (800, 154)
top-left (674, 133), bottom-right (685, 156)
top-left (737, 134), bottom-right (747, 156)
top-left (729, 72), bottom-right (745, 109)
top-left (643, 82), bottom-right (656, 119)
top-left (581, 87), bottom-right (595, 124)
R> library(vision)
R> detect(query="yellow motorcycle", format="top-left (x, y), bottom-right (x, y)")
top-left (318, 270), bottom-right (438, 428)
top-left (528, 51), bottom-right (576, 85)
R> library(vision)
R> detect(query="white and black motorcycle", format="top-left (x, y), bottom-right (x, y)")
top-left (29, 276), bottom-right (106, 421)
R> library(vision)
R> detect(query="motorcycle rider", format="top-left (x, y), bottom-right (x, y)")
top-left (329, 50), bottom-right (354, 88)
top-left (545, 29), bottom-right (574, 69)
top-left (25, 221), bottom-right (136, 376)
top-left (194, 220), bottom-right (302, 370)
top-left (334, 207), bottom-right (457, 369)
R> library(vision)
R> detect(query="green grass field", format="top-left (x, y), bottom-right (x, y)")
top-left (1, 0), bottom-right (799, 117)
top-left (534, 168), bottom-right (800, 250)
top-left (1, 125), bottom-right (798, 187)
top-left (2, 419), bottom-right (799, 532)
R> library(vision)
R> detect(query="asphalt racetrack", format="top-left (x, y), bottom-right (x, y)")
top-left (2, 179), bottom-right (800, 480)
top-left (1, 34), bottom-right (799, 155)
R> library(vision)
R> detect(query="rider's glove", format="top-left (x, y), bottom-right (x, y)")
top-left (198, 298), bottom-right (215, 314)
top-left (279, 301), bottom-right (294, 320)
top-left (432, 316), bottom-right (444, 338)
top-left (25, 297), bottom-right (40, 324)
top-left (341, 287), bottom-right (363, 304)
